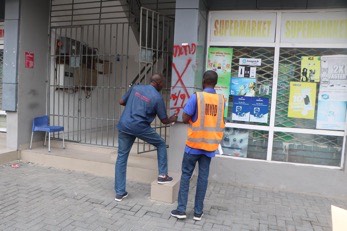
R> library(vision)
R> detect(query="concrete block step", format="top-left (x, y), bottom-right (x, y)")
top-left (0, 150), bottom-right (19, 165)
top-left (151, 173), bottom-right (180, 203)
top-left (21, 141), bottom-right (160, 184)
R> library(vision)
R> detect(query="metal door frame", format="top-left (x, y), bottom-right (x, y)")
top-left (135, 7), bottom-right (174, 153)
top-left (48, 0), bottom-right (133, 147)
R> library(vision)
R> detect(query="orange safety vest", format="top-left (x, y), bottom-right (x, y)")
top-left (186, 92), bottom-right (225, 151)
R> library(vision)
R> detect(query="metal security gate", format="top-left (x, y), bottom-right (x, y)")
top-left (48, 1), bottom-right (174, 149)
top-left (134, 7), bottom-right (174, 153)
top-left (49, 0), bottom-right (136, 146)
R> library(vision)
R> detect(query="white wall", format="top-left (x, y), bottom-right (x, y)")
top-left (209, 152), bottom-right (347, 199)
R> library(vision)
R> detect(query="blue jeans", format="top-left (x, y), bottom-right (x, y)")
top-left (177, 152), bottom-right (211, 214)
top-left (115, 128), bottom-right (168, 195)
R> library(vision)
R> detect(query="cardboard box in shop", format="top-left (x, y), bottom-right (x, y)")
top-left (96, 61), bottom-right (112, 75)
top-left (73, 65), bottom-right (97, 87)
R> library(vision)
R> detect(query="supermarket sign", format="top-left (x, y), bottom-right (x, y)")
top-left (209, 11), bottom-right (277, 43)
top-left (281, 12), bottom-right (347, 44)
top-left (209, 11), bottom-right (347, 44)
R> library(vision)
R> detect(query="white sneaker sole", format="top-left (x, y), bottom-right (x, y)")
top-left (114, 193), bottom-right (128, 202)
top-left (193, 214), bottom-right (203, 221)
top-left (171, 213), bottom-right (187, 219)
top-left (157, 181), bottom-right (173, 184)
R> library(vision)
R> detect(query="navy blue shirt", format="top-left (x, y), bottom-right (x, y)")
top-left (117, 84), bottom-right (168, 135)
top-left (183, 87), bottom-right (218, 158)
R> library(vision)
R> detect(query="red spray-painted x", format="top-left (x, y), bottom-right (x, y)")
top-left (171, 58), bottom-right (192, 99)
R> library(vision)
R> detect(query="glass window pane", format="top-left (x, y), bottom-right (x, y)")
top-left (225, 47), bottom-right (274, 125)
top-left (220, 128), bottom-right (268, 160)
top-left (0, 49), bottom-right (3, 110)
top-left (276, 48), bottom-right (347, 129)
top-left (272, 132), bottom-right (343, 167)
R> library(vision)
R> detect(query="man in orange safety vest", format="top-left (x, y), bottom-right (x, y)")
top-left (171, 70), bottom-right (225, 221)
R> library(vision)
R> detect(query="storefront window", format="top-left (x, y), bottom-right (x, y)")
top-left (225, 47), bottom-right (274, 124)
top-left (276, 48), bottom-right (347, 129)
top-left (207, 10), bottom-right (347, 168)
top-left (272, 132), bottom-right (343, 166)
top-left (220, 128), bottom-right (268, 160)
top-left (209, 47), bottom-right (274, 161)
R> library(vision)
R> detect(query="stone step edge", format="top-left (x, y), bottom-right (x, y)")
top-left (29, 139), bottom-right (158, 159)
top-left (21, 147), bottom-right (158, 170)
top-left (0, 151), bottom-right (19, 165)
top-left (20, 150), bottom-right (157, 184)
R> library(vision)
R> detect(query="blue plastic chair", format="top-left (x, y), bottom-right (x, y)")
top-left (29, 115), bottom-right (65, 152)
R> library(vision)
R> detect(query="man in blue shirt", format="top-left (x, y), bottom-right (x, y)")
top-left (115, 73), bottom-right (178, 202)
top-left (171, 70), bottom-right (225, 221)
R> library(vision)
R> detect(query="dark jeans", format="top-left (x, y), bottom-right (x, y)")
top-left (115, 128), bottom-right (168, 195)
top-left (177, 152), bottom-right (211, 214)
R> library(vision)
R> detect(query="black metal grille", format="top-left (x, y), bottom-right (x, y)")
top-left (272, 132), bottom-right (343, 167)
top-left (276, 48), bottom-right (347, 129)
top-left (226, 46), bottom-right (274, 124)
top-left (220, 46), bottom-right (346, 167)
top-left (221, 47), bottom-right (274, 160)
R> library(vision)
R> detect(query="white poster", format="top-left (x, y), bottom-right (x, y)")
top-left (319, 55), bottom-right (347, 101)
top-left (239, 58), bottom-right (262, 66)
top-left (209, 11), bottom-right (277, 43)
top-left (316, 100), bottom-right (346, 131)
top-left (316, 55), bottom-right (347, 130)
top-left (238, 66), bottom-right (256, 78)
top-left (281, 12), bottom-right (347, 44)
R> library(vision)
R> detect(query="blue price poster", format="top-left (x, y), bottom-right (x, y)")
top-left (249, 97), bottom-right (269, 123)
top-left (232, 96), bottom-right (251, 122)
top-left (230, 77), bottom-right (256, 97)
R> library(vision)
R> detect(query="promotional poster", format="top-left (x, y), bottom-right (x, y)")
top-left (230, 77), bottom-right (257, 97)
top-left (316, 55), bottom-right (347, 130)
top-left (300, 56), bottom-right (321, 82)
top-left (221, 128), bottom-right (249, 158)
top-left (288, 82), bottom-right (317, 119)
top-left (316, 100), bottom-right (347, 131)
top-left (232, 96), bottom-right (251, 122)
top-left (207, 47), bottom-right (233, 115)
top-left (249, 97), bottom-right (269, 123)
top-left (319, 55), bottom-right (347, 101)
top-left (238, 66), bottom-right (257, 78)
top-left (238, 58), bottom-right (261, 78)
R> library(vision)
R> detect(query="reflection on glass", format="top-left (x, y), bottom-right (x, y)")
top-left (275, 48), bottom-right (347, 129)
top-left (220, 128), bottom-right (268, 160)
top-left (221, 127), bottom-right (249, 158)
top-left (272, 132), bottom-right (342, 167)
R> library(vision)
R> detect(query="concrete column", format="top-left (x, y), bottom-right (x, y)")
top-left (3, 0), bottom-right (20, 149)
top-left (168, 0), bottom-right (207, 173)
top-left (4, 0), bottom-right (49, 149)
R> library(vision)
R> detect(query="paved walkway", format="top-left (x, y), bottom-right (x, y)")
top-left (1, 161), bottom-right (346, 231)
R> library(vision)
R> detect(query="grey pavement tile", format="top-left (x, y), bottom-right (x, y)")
top-left (0, 162), bottom-right (346, 231)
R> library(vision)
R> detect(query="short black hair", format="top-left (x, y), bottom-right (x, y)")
top-left (150, 73), bottom-right (164, 84)
top-left (203, 70), bottom-right (218, 86)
